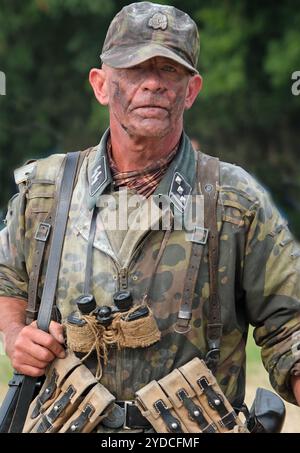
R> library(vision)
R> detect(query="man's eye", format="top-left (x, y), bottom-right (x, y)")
top-left (161, 65), bottom-right (176, 73)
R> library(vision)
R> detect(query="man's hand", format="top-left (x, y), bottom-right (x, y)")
top-left (5, 320), bottom-right (65, 377)
top-left (291, 375), bottom-right (300, 406)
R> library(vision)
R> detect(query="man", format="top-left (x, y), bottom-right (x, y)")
top-left (0, 2), bottom-right (299, 433)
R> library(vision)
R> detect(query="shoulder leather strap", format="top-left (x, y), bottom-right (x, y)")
top-left (175, 154), bottom-right (205, 333)
top-left (25, 148), bottom-right (91, 324)
top-left (175, 152), bottom-right (222, 374)
top-left (37, 151), bottom-right (80, 331)
top-left (9, 151), bottom-right (80, 433)
top-left (200, 154), bottom-right (222, 375)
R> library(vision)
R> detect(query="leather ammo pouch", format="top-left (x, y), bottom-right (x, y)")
top-left (59, 383), bottom-right (115, 433)
top-left (23, 352), bottom-right (82, 432)
top-left (135, 357), bottom-right (248, 433)
top-left (23, 352), bottom-right (115, 433)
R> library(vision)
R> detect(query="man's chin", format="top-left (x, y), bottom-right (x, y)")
top-left (124, 121), bottom-right (170, 138)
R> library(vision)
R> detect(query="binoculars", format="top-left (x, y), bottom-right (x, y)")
top-left (67, 291), bottom-right (149, 327)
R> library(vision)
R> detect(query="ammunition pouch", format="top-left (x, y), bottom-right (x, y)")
top-left (135, 357), bottom-right (248, 433)
top-left (23, 351), bottom-right (115, 433)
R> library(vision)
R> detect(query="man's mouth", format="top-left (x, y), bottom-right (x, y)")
top-left (132, 105), bottom-right (169, 117)
top-left (132, 102), bottom-right (169, 110)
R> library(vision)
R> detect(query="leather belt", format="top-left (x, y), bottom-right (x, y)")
top-left (102, 401), bottom-right (151, 430)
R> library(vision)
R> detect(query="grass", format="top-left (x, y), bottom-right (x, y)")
top-left (246, 327), bottom-right (261, 370)
top-left (0, 354), bottom-right (13, 380)
top-left (0, 354), bottom-right (13, 401)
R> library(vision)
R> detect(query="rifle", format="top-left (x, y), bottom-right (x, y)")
top-left (0, 373), bottom-right (45, 433)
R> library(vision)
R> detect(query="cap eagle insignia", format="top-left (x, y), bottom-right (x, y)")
top-left (148, 12), bottom-right (168, 30)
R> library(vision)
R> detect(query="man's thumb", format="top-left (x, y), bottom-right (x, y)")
top-left (49, 321), bottom-right (65, 344)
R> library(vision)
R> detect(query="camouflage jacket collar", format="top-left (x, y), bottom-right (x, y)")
top-left (154, 132), bottom-right (196, 214)
top-left (87, 129), bottom-right (113, 209)
top-left (87, 128), bottom-right (196, 212)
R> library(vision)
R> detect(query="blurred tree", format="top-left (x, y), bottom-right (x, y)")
top-left (0, 0), bottom-right (299, 237)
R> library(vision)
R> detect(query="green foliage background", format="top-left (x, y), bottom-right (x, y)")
top-left (0, 0), bottom-right (299, 236)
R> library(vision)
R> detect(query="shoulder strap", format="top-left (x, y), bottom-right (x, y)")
top-left (175, 151), bottom-right (221, 374)
top-left (200, 154), bottom-right (222, 375)
top-left (36, 151), bottom-right (80, 331)
top-left (9, 151), bottom-right (81, 433)
top-left (175, 153), bottom-right (206, 333)
top-left (25, 148), bottom-right (91, 324)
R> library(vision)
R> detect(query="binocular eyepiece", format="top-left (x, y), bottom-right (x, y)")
top-left (95, 291), bottom-right (133, 326)
top-left (67, 291), bottom-right (134, 326)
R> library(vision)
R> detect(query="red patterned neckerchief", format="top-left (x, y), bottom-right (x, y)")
top-left (107, 138), bottom-right (179, 198)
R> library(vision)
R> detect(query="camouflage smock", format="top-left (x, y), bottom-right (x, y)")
top-left (1, 130), bottom-right (300, 409)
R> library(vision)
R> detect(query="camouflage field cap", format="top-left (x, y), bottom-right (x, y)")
top-left (100, 2), bottom-right (200, 74)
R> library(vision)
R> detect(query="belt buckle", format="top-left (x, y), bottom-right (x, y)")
top-left (123, 400), bottom-right (135, 430)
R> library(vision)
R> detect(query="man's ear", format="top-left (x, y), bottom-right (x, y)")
top-left (184, 74), bottom-right (203, 110)
top-left (89, 68), bottom-right (109, 105)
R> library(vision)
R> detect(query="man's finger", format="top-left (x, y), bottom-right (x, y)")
top-left (14, 351), bottom-right (49, 370)
top-left (30, 320), bottom-right (65, 347)
top-left (48, 321), bottom-right (65, 344)
top-left (28, 328), bottom-right (65, 358)
top-left (17, 364), bottom-right (46, 378)
top-left (21, 342), bottom-right (56, 363)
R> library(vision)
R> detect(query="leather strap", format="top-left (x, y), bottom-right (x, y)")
top-left (175, 151), bottom-right (222, 373)
top-left (9, 152), bottom-right (80, 433)
top-left (64, 404), bottom-right (94, 433)
top-left (37, 152), bottom-right (80, 331)
top-left (201, 155), bottom-right (222, 374)
top-left (177, 389), bottom-right (216, 432)
top-left (154, 400), bottom-right (183, 433)
top-left (175, 154), bottom-right (204, 332)
top-left (26, 148), bottom-right (91, 325)
top-left (198, 377), bottom-right (236, 429)
top-left (37, 385), bottom-right (76, 433)
top-left (176, 153), bottom-right (220, 340)
top-left (31, 370), bottom-right (58, 419)
top-left (84, 207), bottom-right (98, 295)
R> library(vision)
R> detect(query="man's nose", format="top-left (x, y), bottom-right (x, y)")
top-left (141, 69), bottom-right (165, 92)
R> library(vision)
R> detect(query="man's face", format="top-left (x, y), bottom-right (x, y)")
top-left (102, 57), bottom-right (197, 139)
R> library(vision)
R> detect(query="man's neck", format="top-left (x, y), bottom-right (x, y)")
top-left (109, 126), bottom-right (182, 173)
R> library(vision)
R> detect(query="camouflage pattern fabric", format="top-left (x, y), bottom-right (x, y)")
top-left (0, 226), bottom-right (10, 262)
top-left (0, 130), bottom-right (300, 412)
top-left (100, 2), bottom-right (200, 74)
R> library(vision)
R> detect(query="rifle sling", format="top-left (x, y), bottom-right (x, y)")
top-left (8, 151), bottom-right (80, 433)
